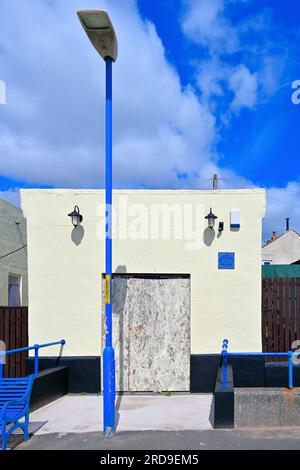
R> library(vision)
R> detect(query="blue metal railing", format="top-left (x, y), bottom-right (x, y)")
top-left (0, 339), bottom-right (66, 379)
top-left (221, 339), bottom-right (296, 389)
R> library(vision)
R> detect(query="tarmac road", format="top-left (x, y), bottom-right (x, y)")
top-left (17, 428), bottom-right (300, 450)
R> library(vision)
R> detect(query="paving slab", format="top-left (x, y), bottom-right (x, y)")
top-left (28, 394), bottom-right (213, 434)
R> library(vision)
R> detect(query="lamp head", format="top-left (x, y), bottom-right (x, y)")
top-left (77, 10), bottom-right (118, 62)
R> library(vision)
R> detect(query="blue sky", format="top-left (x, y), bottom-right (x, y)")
top-left (0, 0), bottom-right (299, 240)
top-left (139, 0), bottom-right (300, 185)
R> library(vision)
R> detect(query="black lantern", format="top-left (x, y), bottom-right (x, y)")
top-left (68, 205), bottom-right (83, 227)
top-left (205, 208), bottom-right (218, 229)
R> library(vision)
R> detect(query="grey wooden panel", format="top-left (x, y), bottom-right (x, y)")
top-left (103, 276), bottom-right (190, 392)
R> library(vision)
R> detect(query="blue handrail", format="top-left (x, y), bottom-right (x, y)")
top-left (0, 339), bottom-right (66, 378)
top-left (221, 339), bottom-right (296, 389)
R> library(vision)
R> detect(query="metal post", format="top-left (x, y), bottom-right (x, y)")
top-left (222, 349), bottom-right (228, 387)
top-left (222, 339), bottom-right (228, 388)
top-left (34, 345), bottom-right (39, 376)
top-left (288, 350), bottom-right (293, 389)
top-left (213, 174), bottom-right (218, 190)
top-left (103, 57), bottom-right (115, 435)
top-left (0, 354), bottom-right (3, 379)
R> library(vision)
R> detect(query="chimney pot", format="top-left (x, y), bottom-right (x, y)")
top-left (286, 218), bottom-right (290, 232)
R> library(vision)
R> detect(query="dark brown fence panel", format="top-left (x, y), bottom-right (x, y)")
top-left (261, 279), bottom-right (267, 352)
top-left (291, 278), bottom-right (296, 345)
top-left (0, 307), bottom-right (28, 377)
top-left (262, 278), bottom-right (300, 361)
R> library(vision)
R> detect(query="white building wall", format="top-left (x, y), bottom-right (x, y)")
top-left (21, 189), bottom-right (265, 356)
top-left (0, 198), bottom-right (28, 306)
top-left (262, 230), bottom-right (300, 265)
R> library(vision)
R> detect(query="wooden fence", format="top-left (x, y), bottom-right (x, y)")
top-left (262, 278), bottom-right (300, 360)
top-left (0, 307), bottom-right (28, 377)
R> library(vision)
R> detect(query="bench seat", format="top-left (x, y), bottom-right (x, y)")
top-left (0, 375), bottom-right (35, 451)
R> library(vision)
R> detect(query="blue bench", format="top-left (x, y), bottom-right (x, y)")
top-left (0, 375), bottom-right (35, 451)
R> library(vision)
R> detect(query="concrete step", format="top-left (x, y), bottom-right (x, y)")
top-left (235, 387), bottom-right (300, 428)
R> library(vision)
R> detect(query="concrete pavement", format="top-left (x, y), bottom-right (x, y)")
top-left (10, 394), bottom-right (300, 451)
top-left (26, 394), bottom-right (214, 435)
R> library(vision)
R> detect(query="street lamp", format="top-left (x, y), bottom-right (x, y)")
top-left (77, 9), bottom-right (118, 436)
top-left (77, 10), bottom-right (117, 61)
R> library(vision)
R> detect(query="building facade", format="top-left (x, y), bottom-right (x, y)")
top-left (0, 197), bottom-right (28, 306)
top-left (262, 229), bottom-right (300, 265)
top-left (21, 188), bottom-right (265, 392)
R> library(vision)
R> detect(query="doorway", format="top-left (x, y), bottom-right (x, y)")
top-left (102, 274), bottom-right (191, 392)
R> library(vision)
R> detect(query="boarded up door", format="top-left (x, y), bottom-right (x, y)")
top-left (102, 275), bottom-right (190, 392)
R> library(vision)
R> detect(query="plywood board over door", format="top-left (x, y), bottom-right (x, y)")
top-left (102, 275), bottom-right (191, 392)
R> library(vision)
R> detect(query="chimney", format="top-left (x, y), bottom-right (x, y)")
top-left (272, 231), bottom-right (277, 241)
top-left (213, 174), bottom-right (218, 190)
top-left (286, 218), bottom-right (290, 232)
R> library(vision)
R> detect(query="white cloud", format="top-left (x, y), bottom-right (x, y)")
top-left (182, 0), bottom-right (239, 54)
top-left (197, 58), bottom-right (227, 104)
top-left (228, 65), bottom-right (257, 111)
top-left (181, 0), bottom-right (283, 114)
top-left (197, 59), bottom-right (258, 112)
top-left (0, 0), bottom-right (220, 189)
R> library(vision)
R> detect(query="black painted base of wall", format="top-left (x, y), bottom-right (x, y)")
top-left (265, 362), bottom-right (300, 387)
top-left (190, 354), bottom-right (265, 392)
top-left (190, 355), bottom-right (220, 393)
top-left (214, 365), bottom-right (234, 429)
top-left (26, 354), bottom-right (300, 395)
top-left (190, 355), bottom-right (300, 392)
top-left (30, 366), bottom-right (69, 412)
top-left (26, 356), bottom-right (101, 393)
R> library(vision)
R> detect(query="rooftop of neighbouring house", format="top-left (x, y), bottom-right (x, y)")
top-left (262, 228), bottom-right (300, 248)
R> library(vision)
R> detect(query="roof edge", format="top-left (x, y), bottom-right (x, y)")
top-left (20, 188), bottom-right (266, 195)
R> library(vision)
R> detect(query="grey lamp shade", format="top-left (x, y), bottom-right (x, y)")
top-left (77, 10), bottom-right (118, 62)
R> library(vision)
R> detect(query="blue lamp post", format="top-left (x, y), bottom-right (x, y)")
top-left (77, 10), bottom-right (118, 435)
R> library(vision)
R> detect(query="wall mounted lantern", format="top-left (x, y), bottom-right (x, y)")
top-left (205, 208), bottom-right (218, 229)
top-left (68, 206), bottom-right (83, 227)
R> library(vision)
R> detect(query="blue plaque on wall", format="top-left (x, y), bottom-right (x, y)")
top-left (218, 252), bottom-right (235, 269)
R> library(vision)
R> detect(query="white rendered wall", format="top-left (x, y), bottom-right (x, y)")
top-left (21, 189), bottom-right (265, 356)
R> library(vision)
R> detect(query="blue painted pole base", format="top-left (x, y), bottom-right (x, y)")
top-left (103, 346), bottom-right (116, 434)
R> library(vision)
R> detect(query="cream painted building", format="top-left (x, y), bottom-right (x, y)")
top-left (0, 197), bottom-right (28, 306)
top-left (21, 188), bottom-right (265, 392)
